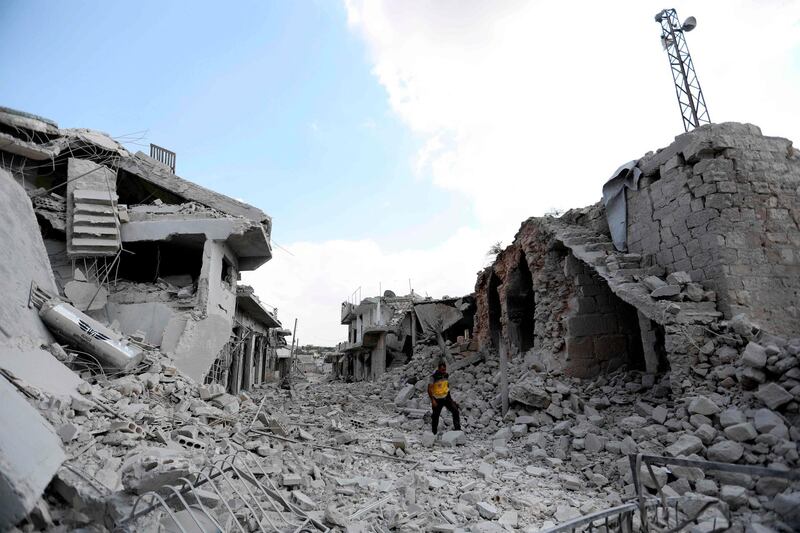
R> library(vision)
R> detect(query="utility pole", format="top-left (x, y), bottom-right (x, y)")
top-left (655, 9), bottom-right (710, 132)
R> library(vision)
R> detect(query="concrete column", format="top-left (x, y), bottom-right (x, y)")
top-left (228, 350), bottom-right (241, 394)
top-left (354, 354), bottom-right (363, 381)
top-left (372, 333), bottom-right (386, 380)
top-left (241, 334), bottom-right (255, 391)
top-left (254, 337), bottom-right (263, 385)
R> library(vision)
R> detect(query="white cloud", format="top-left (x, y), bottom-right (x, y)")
top-left (344, 0), bottom-right (800, 232)
top-left (243, 227), bottom-right (497, 346)
top-left (249, 1), bottom-right (800, 344)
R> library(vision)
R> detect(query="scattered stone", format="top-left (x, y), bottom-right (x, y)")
top-left (755, 383), bottom-right (793, 410)
top-left (773, 491), bottom-right (800, 530)
top-left (56, 423), bottom-right (79, 443)
top-left (666, 434), bottom-right (704, 457)
top-left (723, 422), bottom-right (757, 442)
top-left (281, 473), bottom-right (301, 487)
top-left (498, 510), bottom-right (518, 528)
top-left (394, 384), bottom-right (415, 407)
top-left (651, 405), bottom-right (668, 424)
top-left (688, 396), bottom-right (720, 416)
top-left (720, 485), bottom-right (748, 509)
top-left (650, 284), bottom-right (681, 299)
top-left (742, 342), bottom-right (767, 368)
top-left (719, 408), bottom-right (746, 428)
top-left (476, 501), bottom-right (498, 520)
top-left (441, 430), bottom-right (466, 447)
top-left (753, 408), bottom-right (784, 434)
top-left (642, 276), bottom-right (667, 291)
top-left (292, 490), bottom-right (316, 511)
top-left (706, 440), bottom-right (744, 463)
top-left (666, 271), bottom-right (692, 285)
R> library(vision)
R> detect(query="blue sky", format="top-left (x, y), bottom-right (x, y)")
top-left (0, 0), bottom-right (473, 250)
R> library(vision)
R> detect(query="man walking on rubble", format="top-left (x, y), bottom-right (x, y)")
top-left (428, 360), bottom-right (461, 434)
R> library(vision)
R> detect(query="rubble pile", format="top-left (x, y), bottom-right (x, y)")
top-left (7, 350), bottom-right (252, 530)
top-left (366, 326), bottom-right (800, 531)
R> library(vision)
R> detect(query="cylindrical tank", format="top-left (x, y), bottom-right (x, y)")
top-left (39, 300), bottom-right (145, 372)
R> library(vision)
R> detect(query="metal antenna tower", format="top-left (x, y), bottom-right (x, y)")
top-left (655, 8), bottom-right (710, 132)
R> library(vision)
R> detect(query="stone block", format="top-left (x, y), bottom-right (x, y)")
top-left (567, 314), bottom-right (616, 337)
top-left (281, 473), bottom-right (302, 487)
top-left (719, 408), bottom-right (746, 428)
top-left (565, 336), bottom-right (594, 358)
top-left (755, 383), bottom-right (793, 409)
top-left (650, 285), bottom-right (681, 299)
top-left (666, 271), bottom-right (692, 285)
top-left (441, 431), bottom-right (466, 447)
top-left (753, 408), bottom-right (784, 434)
top-left (394, 384), bottom-right (415, 407)
top-left (665, 434), bottom-right (703, 457)
top-left (688, 396), bottom-right (721, 416)
top-left (642, 276), bottom-right (667, 291)
top-left (292, 490), bottom-right (316, 511)
top-left (741, 342), bottom-right (767, 368)
top-left (476, 501), bottom-right (499, 520)
top-left (707, 440), bottom-right (744, 462)
top-left (723, 423), bottom-right (757, 442)
top-left (773, 491), bottom-right (800, 530)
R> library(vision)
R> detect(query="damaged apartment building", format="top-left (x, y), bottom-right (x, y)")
top-left (475, 122), bottom-right (800, 394)
top-left (0, 106), bottom-right (286, 393)
top-left (336, 290), bottom-right (476, 381)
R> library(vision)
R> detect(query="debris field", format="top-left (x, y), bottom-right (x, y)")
top-left (0, 108), bottom-right (799, 533)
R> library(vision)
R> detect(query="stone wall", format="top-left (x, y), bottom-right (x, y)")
top-left (563, 254), bottom-right (644, 378)
top-left (627, 122), bottom-right (800, 336)
top-left (474, 219), bottom-right (574, 361)
top-left (475, 218), bottom-right (644, 378)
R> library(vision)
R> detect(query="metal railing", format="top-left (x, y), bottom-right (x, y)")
top-left (150, 143), bottom-right (176, 172)
top-left (631, 453), bottom-right (800, 533)
top-left (538, 453), bottom-right (800, 533)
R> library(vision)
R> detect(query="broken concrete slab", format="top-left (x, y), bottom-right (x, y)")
top-left (64, 280), bottom-right (108, 311)
top-left (0, 169), bottom-right (58, 343)
top-left (0, 376), bottom-right (66, 530)
top-left (0, 341), bottom-right (83, 398)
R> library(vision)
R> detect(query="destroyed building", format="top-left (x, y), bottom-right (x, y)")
top-left (336, 290), bottom-right (478, 382)
top-left (0, 105), bottom-right (285, 389)
top-left (475, 122), bottom-right (800, 388)
top-left (0, 106), bottom-right (799, 532)
top-left (337, 291), bottom-right (422, 381)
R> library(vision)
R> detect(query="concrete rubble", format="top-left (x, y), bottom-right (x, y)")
top-left (0, 110), bottom-right (798, 532)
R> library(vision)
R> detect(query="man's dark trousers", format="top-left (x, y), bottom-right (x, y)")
top-left (431, 394), bottom-right (461, 434)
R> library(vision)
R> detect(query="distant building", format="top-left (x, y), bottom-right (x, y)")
top-left (336, 291), bottom-right (423, 380)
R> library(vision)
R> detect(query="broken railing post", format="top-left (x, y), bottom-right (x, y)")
top-left (499, 341), bottom-right (509, 416)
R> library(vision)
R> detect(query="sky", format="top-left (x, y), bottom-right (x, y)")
top-left (1, 1), bottom-right (799, 345)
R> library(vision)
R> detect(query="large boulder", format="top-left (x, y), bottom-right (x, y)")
top-left (508, 376), bottom-right (551, 409)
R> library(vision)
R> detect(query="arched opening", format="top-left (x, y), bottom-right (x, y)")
top-left (564, 254), bottom-right (659, 378)
top-left (505, 252), bottom-right (536, 355)
top-left (488, 271), bottom-right (502, 350)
